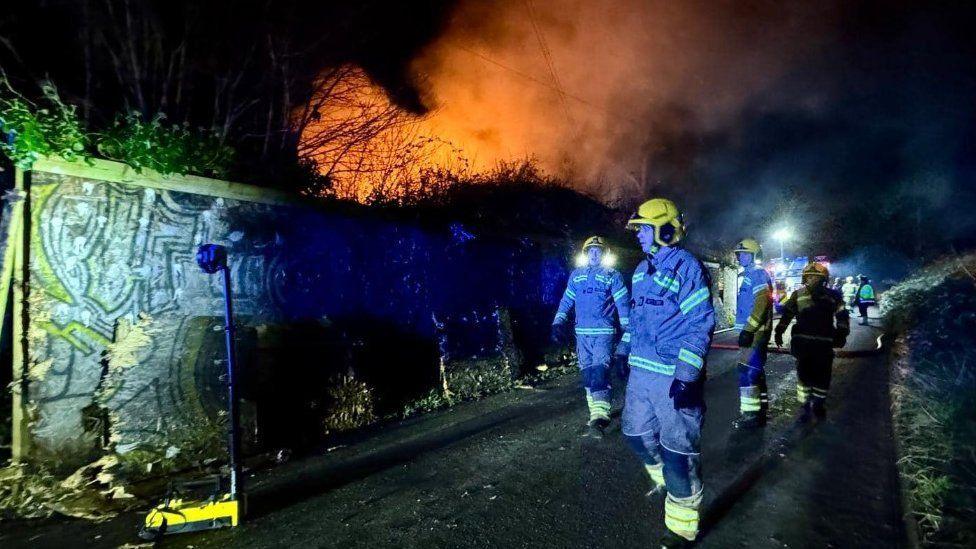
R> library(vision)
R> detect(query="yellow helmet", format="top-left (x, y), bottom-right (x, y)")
top-left (802, 262), bottom-right (830, 280)
top-left (582, 236), bottom-right (608, 251)
top-left (733, 238), bottom-right (762, 258)
top-left (626, 198), bottom-right (686, 247)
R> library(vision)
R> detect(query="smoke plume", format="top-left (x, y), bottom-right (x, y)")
top-left (409, 0), bottom-right (840, 204)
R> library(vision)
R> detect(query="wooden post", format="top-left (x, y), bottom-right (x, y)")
top-left (9, 167), bottom-right (30, 462)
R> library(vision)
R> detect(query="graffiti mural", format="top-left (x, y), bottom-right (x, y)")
top-left (26, 173), bottom-right (288, 463)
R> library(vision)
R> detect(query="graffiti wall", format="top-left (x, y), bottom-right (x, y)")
top-left (19, 159), bottom-right (573, 471)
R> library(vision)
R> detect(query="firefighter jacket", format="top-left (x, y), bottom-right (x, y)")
top-left (553, 266), bottom-right (630, 336)
top-left (841, 282), bottom-right (858, 302)
top-left (625, 246), bottom-right (716, 382)
top-left (735, 265), bottom-right (773, 335)
top-left (856, 283), bottom-right (876, 305)
top-left (775, 285), bottom-right (850, 345)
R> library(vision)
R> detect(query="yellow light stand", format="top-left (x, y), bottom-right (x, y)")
top-left (141, 494), bottom-right (241, 538)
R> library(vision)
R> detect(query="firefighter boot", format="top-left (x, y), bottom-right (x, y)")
top-left (583, 417), bottom-right (610, 439)
top-left (797, 400), bottom-right (814, 424)
top-left (812, 398), bottom-right (827, 420)
top-left (659, 530), bottom-right (696, 548)
top-left (732, 411), bottom-right (766, 430)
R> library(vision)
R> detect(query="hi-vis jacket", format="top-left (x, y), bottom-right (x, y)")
top-left (625, 246), bottom-right (716, 382)
top-left (553, 266), bottom-right (631, 336)
top-left (856, 283), bottom-right (876, 305)
top-left (735, 265), bottom-right (773, 335)
top-left (777, 286), bottom-right (850, 344)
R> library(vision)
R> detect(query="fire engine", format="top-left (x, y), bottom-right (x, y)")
top-left (764, 255), bottom-right (831, 313)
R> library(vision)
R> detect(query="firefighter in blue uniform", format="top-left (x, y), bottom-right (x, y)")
top-left (731, 238), bottom-right (773, 429)
top-left (620, 198), bottom-right (715, 547)
top-left (552, 236), bottom-right (631, 438)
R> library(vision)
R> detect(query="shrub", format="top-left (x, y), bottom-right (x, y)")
top-left (96, 112), bottom-right (234, 177)
top-left (0, 79), bottom-right (88, 169)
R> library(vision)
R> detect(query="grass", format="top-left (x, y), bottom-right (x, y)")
top-left (884, 253), bottom-right (976, 546)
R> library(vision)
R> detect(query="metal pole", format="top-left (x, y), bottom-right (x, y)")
top-left (221, 265), bottom-right (242, 501)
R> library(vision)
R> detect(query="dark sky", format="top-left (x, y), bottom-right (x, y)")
top-left (3, 1), bottom-right (975, 275)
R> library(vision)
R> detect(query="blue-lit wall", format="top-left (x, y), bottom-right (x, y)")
top-left (22, 168), bottom-right (575, 469)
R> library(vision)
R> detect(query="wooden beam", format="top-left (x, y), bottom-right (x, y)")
top-left (30, 155), bottom-right (300, 206)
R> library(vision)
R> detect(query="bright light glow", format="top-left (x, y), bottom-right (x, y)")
top-left (773, 227), bottom-right (792, 241)
top-left (601, 252), bottom-right (616, 268)
top-left (575, 253), bottom-right (587, 268)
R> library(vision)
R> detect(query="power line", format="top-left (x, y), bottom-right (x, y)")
top-left (449, 42), bottom-right (616, 117)
top-left (523, 0), bottom-right (576, 132)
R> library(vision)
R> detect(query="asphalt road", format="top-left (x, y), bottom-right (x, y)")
top-left (1, 314), bottom-right (904, 548)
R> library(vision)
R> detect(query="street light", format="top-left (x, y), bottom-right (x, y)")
top-left (772, 227), bottom-right (792, 260)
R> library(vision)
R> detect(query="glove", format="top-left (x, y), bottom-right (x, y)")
top-left (669, 378), bottom-right (704, 410)
top-left (832, 331), bottom-right (847, 348)
top-left (614, 338), bottom-right (631, 358)
top-left (551, 323), bottom-right (571, 345)
top-left (738, 330), bottom-right (754, 348)
top-left (612, 353), bottom-right (630, 379)
top-left (774, 330), bottom-right (784, 347)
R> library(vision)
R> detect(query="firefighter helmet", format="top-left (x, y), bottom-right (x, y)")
top-left (733, 238), bottom-right (763, 258)
top-left (627, 198), bottom-right (686, 247)
top-left (802, 262), bottom-right (830, 280)
top-left (582, 236), bottom-right (608, 251)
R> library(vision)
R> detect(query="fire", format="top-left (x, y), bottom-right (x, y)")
top-left (297, 66), bottom-right (468, 203)
top-left (299, 1), bottom-right (836, 204)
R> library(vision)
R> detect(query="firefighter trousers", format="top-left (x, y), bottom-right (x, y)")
top-left (791, 337), bottom-right (834, 408)
top-left (623, 369), bottom-right (704, 540)
top-left (576, 334), bottom-right (614, 421)
top-left (737, 331), bottom-right (769, 416)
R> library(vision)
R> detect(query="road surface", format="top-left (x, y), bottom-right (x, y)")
top-left (1, 315), bottom-right (905, 548)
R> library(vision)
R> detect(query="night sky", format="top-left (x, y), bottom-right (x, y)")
top-left (2, 0), bottom-right (975, 276)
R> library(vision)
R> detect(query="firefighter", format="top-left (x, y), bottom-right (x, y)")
top-left (552, 236), bottom-right (631, 438)
top-left (774, 262), bottom-right (850, 422)
top-left (855, 274), bottom-right (876, 325)
top-left (621, 198), bottom-right (715, 547)
top-left (731, 238), bottom-right (773, 429)
top-left (841, 276), bottom-right (858, 315)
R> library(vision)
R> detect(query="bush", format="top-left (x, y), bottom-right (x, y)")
top-left (96, 112), bottom-right (234, 177)
top-left (0, 80), bottom-right (88, 169)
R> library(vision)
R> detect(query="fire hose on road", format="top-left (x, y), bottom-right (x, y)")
top-left (710, 334), bottom-right (886, 358)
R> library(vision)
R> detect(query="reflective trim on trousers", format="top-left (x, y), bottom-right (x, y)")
top-left (797, 382), bottom-right (828, 403)
top-left (664, 489), bottom-right (703, 541)
top-left (739, 385), bottom-right (766, 413)
top-left (645, 462), bottom-right (665, 487)
top-left (585, 392), bottom-right (611, 421)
